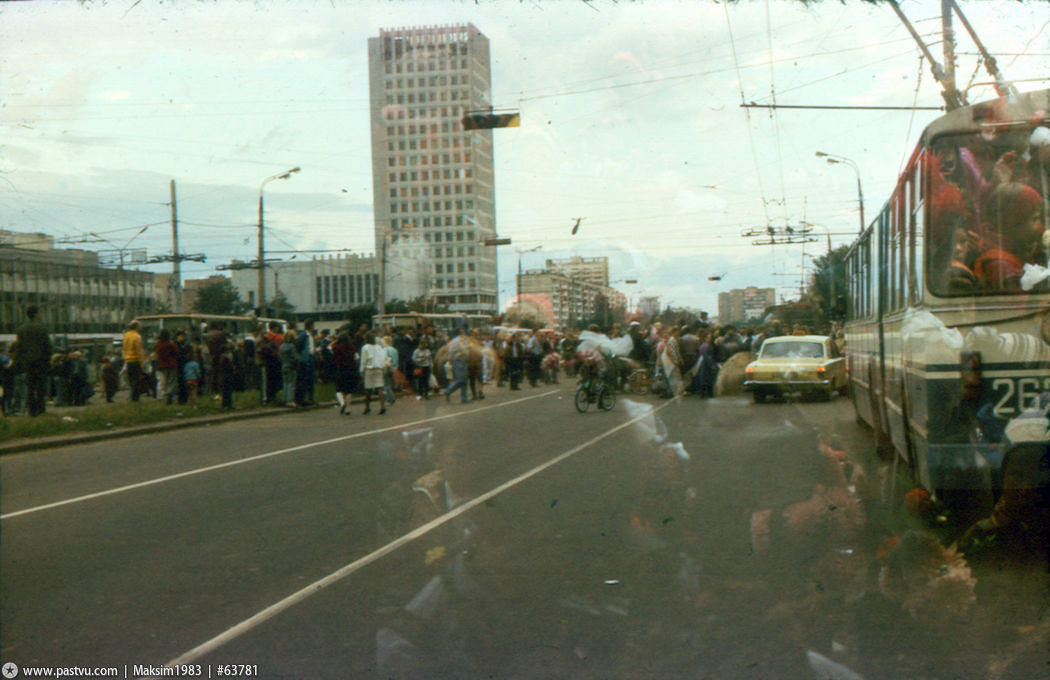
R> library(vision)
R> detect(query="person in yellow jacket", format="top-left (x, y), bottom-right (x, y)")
top-left (122, 320), bottom-right (147, 402)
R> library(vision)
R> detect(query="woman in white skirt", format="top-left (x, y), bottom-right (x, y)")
top-left (359, 332), bottom-right (388, 415)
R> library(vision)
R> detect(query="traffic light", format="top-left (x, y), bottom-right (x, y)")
top-left (462, 112), bottom-right (520, 130)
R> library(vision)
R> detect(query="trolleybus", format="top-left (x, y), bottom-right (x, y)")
top-left (844, 88), bottom-right (1050, 521)
top-left (131, 313), bottom-right (287, 345)
top-left (372, 312), bottom-right (492, 335)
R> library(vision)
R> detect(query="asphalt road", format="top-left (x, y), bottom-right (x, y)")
top-left (2, 385), bottom-right (1047, 679)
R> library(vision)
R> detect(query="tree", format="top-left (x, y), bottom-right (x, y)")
top-left (577, 292), bottom-right (613, 330)
top-left (804, 245), bottom-right (850, 322)
top-left (193, 278), bottom-right (250, 315)
top-left (407, 295), bottom-right (449, 314)
top-left (385, 298), bottom-right (411, 314)
top-left (345, 303), bottom-right (377, 334)
top-left (268, 291), bottom-right (296, 319)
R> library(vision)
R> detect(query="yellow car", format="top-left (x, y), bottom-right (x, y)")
top-left (743, 335), bottom-right (846, 403)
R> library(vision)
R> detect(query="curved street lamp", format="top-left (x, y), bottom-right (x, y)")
top-left (258, 167), bottom-right (300, 313)
top-left (815, 151), bottom-right (865, 234)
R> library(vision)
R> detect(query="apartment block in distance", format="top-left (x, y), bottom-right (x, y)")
top-left (367, 24), bottom-right (498, 315)
top-left (717, 286), bottom-right (776, 324)
top-left (546, 256), bottom-right (610, 288)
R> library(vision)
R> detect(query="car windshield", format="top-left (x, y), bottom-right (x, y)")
top-left (760, 341), bottom-right (826, 359)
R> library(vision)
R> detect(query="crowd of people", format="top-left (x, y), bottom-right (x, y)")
top-left (2, 302), bottom-right (841, 419)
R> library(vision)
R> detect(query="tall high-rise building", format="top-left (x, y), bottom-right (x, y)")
top-left (368, 24), bottom-right (498, 315)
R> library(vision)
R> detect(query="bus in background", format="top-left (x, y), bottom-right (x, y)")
top-left (843, 88), bottom-right (1050, 531)
top-left (372, 312), bottom-right (493, 335)
top-left (132, 314), bottom-right (287, 346)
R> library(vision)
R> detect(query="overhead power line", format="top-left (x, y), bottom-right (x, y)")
top-left (740, 103), bottom-right (943, 111)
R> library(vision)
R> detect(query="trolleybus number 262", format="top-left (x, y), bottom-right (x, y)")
top-left (990, 376), bottom-right (1050, 418)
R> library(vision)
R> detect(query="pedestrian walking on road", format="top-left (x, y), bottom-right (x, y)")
top-left (360, 332), bottom-right (388, 415)
top-left (14, 305), bottom-right (52, 417)
top-left (443, 326), bottom-right (470, 403)
top-left (331, 332), bottom-right (358, 415)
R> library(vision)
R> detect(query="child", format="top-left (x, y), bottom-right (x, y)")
top-left (101, 353), bottom-right (120, 403)
top-left (183, 349), bottom-right (202, 404)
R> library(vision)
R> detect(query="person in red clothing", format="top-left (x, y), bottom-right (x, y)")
top-left (331, 331), bottom-right (359, 415)
top-left (154, 328), bottom-right (180, 404)
top-left (974, 182), bottom-right (1045, 291)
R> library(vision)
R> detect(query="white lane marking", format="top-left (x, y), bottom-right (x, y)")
top-left (2, 390), bottom-right (558, 520)
top-left (157, 399), bottom-right (672, 671)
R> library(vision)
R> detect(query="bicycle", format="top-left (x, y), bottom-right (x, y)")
top-left (627, 367), bottom-right (654, 395)
top-left (574, 353), bottom-right (616, 413)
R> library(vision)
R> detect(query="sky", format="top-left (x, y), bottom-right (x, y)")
top-left (1, 0), bottom-right (1047, 315)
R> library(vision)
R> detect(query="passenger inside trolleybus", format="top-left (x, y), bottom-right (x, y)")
top-left (929, 124), bottom-right (1049, 296)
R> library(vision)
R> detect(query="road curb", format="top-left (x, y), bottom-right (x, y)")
top-left (0, 401), bottom-right (338, 456)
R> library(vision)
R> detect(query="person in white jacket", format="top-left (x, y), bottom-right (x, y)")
top-left (359, 332), bottom-right (389, 415)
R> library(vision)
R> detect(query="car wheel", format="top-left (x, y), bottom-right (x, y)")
top-left (752, 391), bottom-right (765, 403)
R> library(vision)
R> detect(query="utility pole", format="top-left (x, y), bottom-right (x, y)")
top-left (170, 179), bottom-right (181, 312)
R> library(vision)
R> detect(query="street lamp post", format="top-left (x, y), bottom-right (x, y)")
top-left (258, 167), bottom-right (300, 314)
top-left (815, 152), bottom-right (865, 233)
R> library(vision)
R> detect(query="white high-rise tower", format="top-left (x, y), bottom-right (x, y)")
top-left (368, 24), bottom-right (498, 315)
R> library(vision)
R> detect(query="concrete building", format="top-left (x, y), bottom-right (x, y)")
top-left (546, 256), bottom-right (609, 288)
top-left (182, 275), bottom-right (229, 315)
top-left (0, 229), bottom-right (157, 335)
top-left (717, 286), bottom-right (776, 325)
top-left (518, 268), bottom-right (627, 330)
top-left (368, 24), bottom-right (499, 315)
top-left (229, 254), bottom-right (380, 323)
top-left (637, 295), bottom-right (661, 319)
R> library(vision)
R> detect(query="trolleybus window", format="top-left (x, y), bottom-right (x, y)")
top-left (927, 128), bottom-right (1048, 297)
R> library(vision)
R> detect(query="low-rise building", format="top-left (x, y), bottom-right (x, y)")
top-left (228, 254), bottom-right (381, 323)
top-left (1, 229), bottom-right (157, 336)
